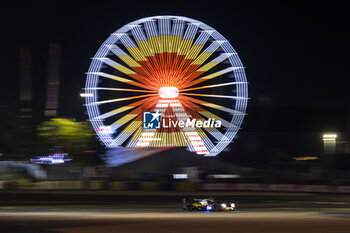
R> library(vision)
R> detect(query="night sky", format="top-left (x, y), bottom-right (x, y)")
top-left (0, 1), bottom-right (348, 161)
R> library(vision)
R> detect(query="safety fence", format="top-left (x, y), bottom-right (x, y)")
top-left (200, 183), bottom-right (350, 194)
top-left (0, 180), bottom-right (198, 192)
top-left (1, 180), bottom-right (350, 193)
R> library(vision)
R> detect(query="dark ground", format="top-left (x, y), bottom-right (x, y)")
top-left (0, 191), bottom-right (349, 233)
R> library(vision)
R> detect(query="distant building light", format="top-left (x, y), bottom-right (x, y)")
top-left (80, 93), bottom-right (93, 97)
top-left (146, 171), bottom-right (161, 174)
top-left (293, 156), bottom-right (319, 161)
top-left (20, 108), bottom-right (33, 112)
top-left (20, 115), bottom-right (33, 118)
top-left (44, 109), bottom-right (57, 116)
top-left (323, 133), bottom-right (337, 154)
top-left (173, 174), bottom-right (188, 179)
top-left (323, 134), bottom-right (337, 139)
top-left (207, 174), bottom-right (241, 179)
top-left (30, 153), bottom-right (72, 165)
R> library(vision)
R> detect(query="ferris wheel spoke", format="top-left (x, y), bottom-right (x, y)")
top-left (143, 21), bottom-right (199, 75)
top-left (159, 22), bottom-right (199, 75)
top-left (144, 19), bottom-right (176, 69)
top-left (181, 81), bottom-right (247, 92)
top-left (175, 26), bottom-right (201, 72)
top-left (130, 25), bottom-right (154, 57)
top-left (205, 128), bottom-right (228, 141)
top-left (181, 93), bottom-right (248, 100)
top-left (117, 26), bottom-right (181, 85)
top-left (180, 106), bottom-right (229, 142)
top-left (107, 43), bottom-right (159, 80)
top-left (86, 94), bottom-right (157, 106)
top-left (117, 32), bottom-right (149, 60)
top-left (124, 22), bottom-right (219, 89)
top-left (85, 87), bottom-right (156, 93)
top-left (127, 127), bottom-right (142, 147)
top-left (180, 98), bottom-right (236, 128)
top-left (93, 57), bottom-right (154, 87)
top-left (174, 31), bottom-right (215, 80)
top-left (170, 19), bottom-right (185, 54)
top-left (185, 116), bottom-right (226, 142)
top-left (144, 20), bottom-right (160, 53)
top-left (168, 20), bottom-right (185, 71)
top-left (109, 121), bottom-right (143, 147)
top-left (184, 53), bottom-right (236, 83)
top-left (197, 111), bottom-right (235, 128)
top-left (178, 22), bottom-right (199, 54)
top-left (158, 17), bottom-right (171, 52)
top-left (109, 97), bottom-right (159, 130)
top-left (144, 20), bottom-right (198, 57)
top-left (171, 19), bottom-right (185, 38)
top-left (108, 94), bottom-right (159, 146)
top-left (184, 96), bottom-right (245, 115)
top-left (179, 40), bottom-right (224, 80)
top-left (190, 40), bottom-right (224, 65)
top-left (93, 57), bottom-right (135, 74)
top-left (181, 53), bottom-right (234, 88)
top-left (118, 30), bottom-right (163, 77)
top-left (193, 124), bottom-right (217, 152)
top-left (106, 44), bottom-right (141, 68)
top-left (92, 96), bottom-right (157, 120)
top-left (181, 100), bottom-right (228, 142)
top-left (159, 18), bottom-right (180, 71)
top-left (110, 114), bottom-right (139, 131)
top-left (87, 72), bottom-right (153, 90)
top-left (184, 30), bottom-right (213, 60)
top-left (184, 67), bottom-right (244, 88)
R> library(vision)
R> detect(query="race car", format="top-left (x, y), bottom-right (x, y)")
top-left (183, 197), bottom-right (235, 211)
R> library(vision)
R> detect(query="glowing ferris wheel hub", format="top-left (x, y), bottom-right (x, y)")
top-left (85, 15), bottom-right (248, 156)
top-left (158, 87), bottom-right (179, 98)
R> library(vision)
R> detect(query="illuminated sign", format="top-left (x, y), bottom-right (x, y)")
top-left (143, 111), bottom-right (161, 129)
top-left (162, 118), bottom-right (221, 128)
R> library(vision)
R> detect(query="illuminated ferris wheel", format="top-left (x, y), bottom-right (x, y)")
top-left (85, 16), bottom-right (248, 156)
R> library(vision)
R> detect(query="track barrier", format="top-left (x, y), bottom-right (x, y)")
top-left (4, 180), bottom-right (350, 194)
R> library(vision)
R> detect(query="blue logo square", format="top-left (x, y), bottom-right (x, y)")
top-left (143, 111), bottom-right (161, 129)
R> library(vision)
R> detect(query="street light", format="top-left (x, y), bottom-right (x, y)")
top-left (322, 133), bottom-right (337, 154)
top-left (80, 93), bottom-right (93, 97)
top-left (323, 134), bottom-right (337, 139)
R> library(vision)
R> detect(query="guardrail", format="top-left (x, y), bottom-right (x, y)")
top-left (200, 183), bottom-right (350, 194)
top-left (1, 180), bottom-right (350, 194)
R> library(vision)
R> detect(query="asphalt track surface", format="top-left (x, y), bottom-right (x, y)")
top-left (1, 191), bottom-right (350, 233)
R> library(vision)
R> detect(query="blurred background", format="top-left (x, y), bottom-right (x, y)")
top-left (1, 2), bottom-right (350, 233)
top-left (0, 0), bottom-right (349, 193)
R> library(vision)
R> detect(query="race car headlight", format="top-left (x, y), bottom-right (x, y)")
top-left (221, 204), bottom-right (227, 208)
top-left (230, 203), bottom-right (235, 208)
